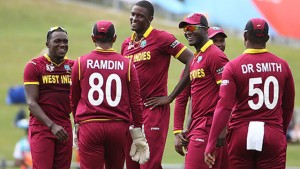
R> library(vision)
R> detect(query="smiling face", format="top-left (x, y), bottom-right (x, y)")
top-left (46, 31), bottom-right (68, 62)
top-left (183, 25), bottom-right (208, 48)
top-left (210, 34), bottom-right (226, 52)
top-left (130, 5), bottom-right (152, 34)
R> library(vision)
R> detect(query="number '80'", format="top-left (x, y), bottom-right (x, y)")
top-left (88, 72), bottom-right (122, 107)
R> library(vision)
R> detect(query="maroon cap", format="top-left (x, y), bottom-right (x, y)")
top-left (208, 27), bottom-right (227, 39)
top-left (179, 13), bottom-right (208, 28)
top-left (92, 20), bottom-right (115, 40)
top-left (244, 18), bottom-right (269, 37)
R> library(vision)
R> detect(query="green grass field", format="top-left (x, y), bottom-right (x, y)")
top-left (0, 0), bottom-right (299, 167)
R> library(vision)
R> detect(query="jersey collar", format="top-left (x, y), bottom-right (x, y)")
top-left (195, 40), bottom-right (213, 56)
top-left (94, 47), bottom-right (117, 52)
top-left (130, 26), bottom-right (153, 41)
top-left (243, 48), bottom-right (268, 54)
top-left (44, 54), bottom-right (67, 66)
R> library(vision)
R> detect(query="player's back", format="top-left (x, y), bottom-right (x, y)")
top-left (228, 50), bottom-right (292, 129)
top-left (75, 49), bottom-right (133, 121)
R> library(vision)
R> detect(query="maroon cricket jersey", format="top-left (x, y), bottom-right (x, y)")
top-left (23, 54), bottom-right (74, 126)
top-left (206, 49), bottom-right (295, 153)
top-left (121, 26), bottom-right (187, 101)
top-left (70, 48), bottom-right (143, 127)
top-left (189, 40), bottom-right (228, 131)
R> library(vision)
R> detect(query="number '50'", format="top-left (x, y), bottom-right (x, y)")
top-left (88, 72), bottom-right (122, 107)
top-left (248, 76), bottom-right (279, 110)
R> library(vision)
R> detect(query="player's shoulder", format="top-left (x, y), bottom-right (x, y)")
top-left (208, 45), bottom-right (228, 59)
top-left (114, 52), bottom-right (131, 63)
top-left (65, 58), bottom-right (75, 65)
top-left (122, 36), bottom-right (131, 45)
top-left (26, 55), bottom-right (44, 66)
top-left (152, 28), bottom-right (174, 38)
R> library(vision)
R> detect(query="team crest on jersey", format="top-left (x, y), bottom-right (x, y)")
top-left (64, 65), bottom-right (71, 73)
top-left (46, 64), bottom-right (55, 72)
top-left (197, 56), bottom-right (202, 63)
top-left (140, 40), bottom-right (147, 48)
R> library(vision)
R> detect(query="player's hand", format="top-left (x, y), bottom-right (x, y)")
top-left (216, 128), bottom-right (226, 147)
top-left (50, 123), bottom-right (69, 142)
top-left (174, 132), bottom-right (188, 156)
top-left (144, 96), bottom-right (172, 110)
top-left (73, 123), bottom-right (79, 150)
top-left (129, 126), bottom-right (150, 164)
top-left (204, 152), bottom-right (215, 168)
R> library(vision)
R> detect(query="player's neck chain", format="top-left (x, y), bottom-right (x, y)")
top-left (128, 37), bottom-right (145, 50)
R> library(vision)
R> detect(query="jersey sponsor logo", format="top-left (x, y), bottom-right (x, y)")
top-left (221, 79), bottom-right (229, 86)
top-left (195, 138), bottom-right (204, 142)
top-left (150, 127), bottom-right (160, 131)
top-left (170, 40), bottom-right (180, 48)
top-left (216, 66), bottom-right (224, 74)
top-left (140, 40), bottom-right (147, 48)
top-left (46, 64), bottom-right (55, 72)
top-left (42, 74), bottom-right (71, 84)
top-left (190, 68), bottom-right (205, 81)
top-left (29, 61), bottom-right (36, 65)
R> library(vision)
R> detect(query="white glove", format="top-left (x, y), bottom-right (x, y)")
top-left (129, 126), bottom-right (150, 164)
top-left (73, 123), bottom-right (79, 150)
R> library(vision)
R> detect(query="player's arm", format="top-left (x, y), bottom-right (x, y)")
top-left (144, 48), bottom-right (193, 108)
top-left (128, 60), bottom-right (143, 128)
top-left (209, 51), bottom-right (229, 147)
top-left (24, 62), bottom-right (69, 141)
top-left (128, 60), bottom-right (150, 164)
top-left (174, 70), bottom-right (191, 133)
top-left (204, 63), bottom-right (235, 167)
top-left (167, 48), bottom-right (193, 101)
top-left (70, 58), bottom-right (81, 121)
top-left (24, 84), bottom-right (69, 141)
top-left (281, 63), bottom-right (295, 134)
top-left (174, 70), bottom-right (191, 156)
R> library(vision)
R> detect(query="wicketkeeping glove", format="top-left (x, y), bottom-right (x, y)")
top-left (129, 126), bottom-right (150, 164)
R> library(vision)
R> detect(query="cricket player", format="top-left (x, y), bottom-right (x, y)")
top-left (205, 18), bottom-right (295, 169)
top-left (70, 20), bottom-right (149, 169)
top-left (121, 1), bottom-right (194, 168)
top-left (23, 26), bottom-right (73, 169)
top-left (174, 26), bottom-right (228, 156)
top-left (175, 13), bottom-right (230, 169)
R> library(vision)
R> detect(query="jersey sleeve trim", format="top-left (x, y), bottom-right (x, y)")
top-left (174, 46), bottom-right (187, 59)
top-left (24, 82), bottom-right (39, 85)
top-left (173, 130), bottom-right (183, 135)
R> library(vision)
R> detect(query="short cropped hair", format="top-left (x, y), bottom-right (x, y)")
top-left (135, 0), bottom-right (154, 17)
top-left (46, 26), bottom-right (67, 42)
top-left (246, 31), bottom-right (269, 44)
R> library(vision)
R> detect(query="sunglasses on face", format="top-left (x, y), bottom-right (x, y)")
top-left (48, 26), bottom-right (68, 34)
top-left (183, 25), bottom-right (207, 33)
